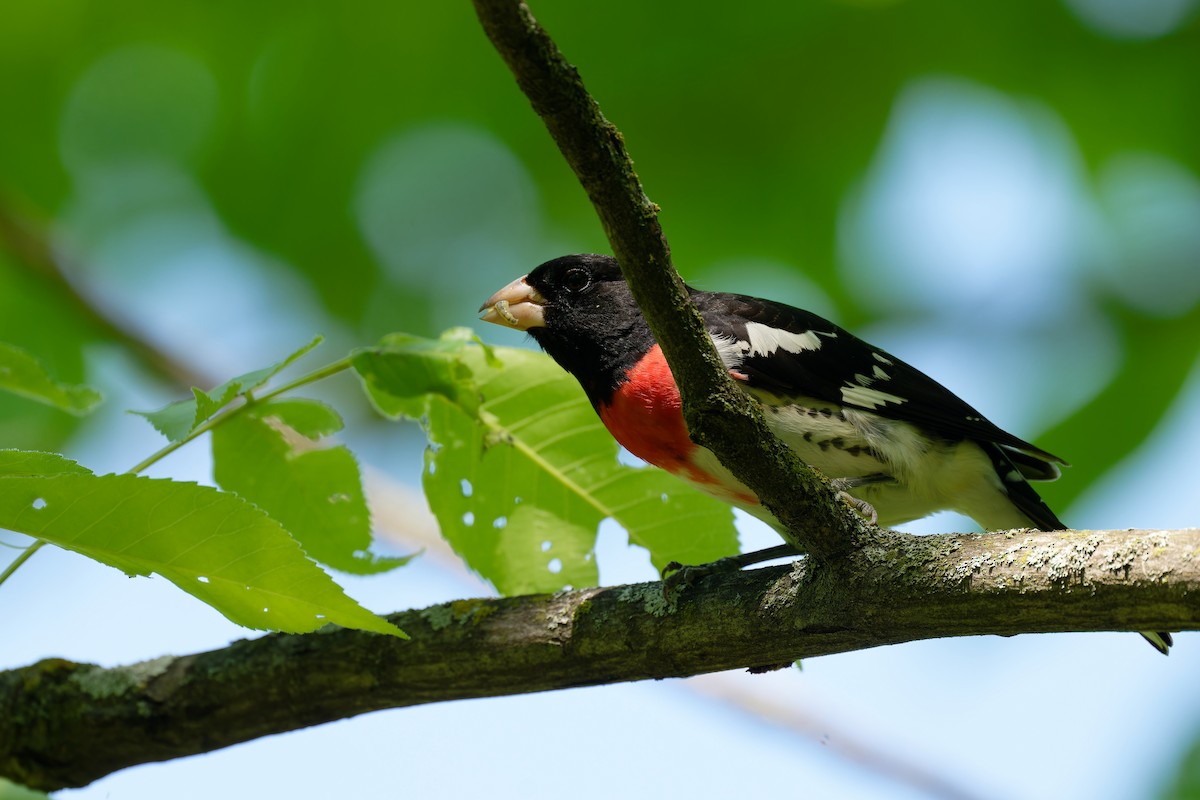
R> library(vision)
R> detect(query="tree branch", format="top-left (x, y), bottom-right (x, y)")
top-left (471, 0), bottom-right (865, 561)
top-left (0, 190), bottom-right (213, 391)
top-left (4, 525), bottom-right (1197, 791)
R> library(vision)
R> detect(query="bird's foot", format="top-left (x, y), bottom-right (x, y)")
top-left (661, 544), bottom-right (803, 599)
top-left (830, 474), bottom-right (895, 524)
top-left (835, 491), bottom-right (878, 523)
top-left (660, 556), bottom-right (740, 597)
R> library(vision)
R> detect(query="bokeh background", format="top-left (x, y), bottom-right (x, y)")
top-left (3, 1), bottom-right (1200, 798)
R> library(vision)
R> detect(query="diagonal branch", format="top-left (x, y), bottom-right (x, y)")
top-left (4, 525), bottom-right (1198, 791)
top-left (471, 0), bottom-right (866, 561)
top-left (0, 190), bottom-right (213, 391)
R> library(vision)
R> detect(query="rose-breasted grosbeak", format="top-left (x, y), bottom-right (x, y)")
top-left (480, 253), bottom-right (1171, 654)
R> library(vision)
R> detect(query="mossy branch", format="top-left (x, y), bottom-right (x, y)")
top-left (4, 525), bottom-right (1198, 791)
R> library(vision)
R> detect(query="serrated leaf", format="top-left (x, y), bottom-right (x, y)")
top-left (0, 342), bottom-right (102, 416)
top-left (133, 393), bottom-right (200, 442)
top-left (355, 337), bottom-right (738, 595)
top-left (353, 328), bottom-right (483, 420)
top-left (0, 451), bottom-right (403, 637)
top-left (133, 336), bottom-right (324, 442)
top-left (0, 449), bottom-right (92, 476)
top-left (212, 400), bottom-right (412, 575)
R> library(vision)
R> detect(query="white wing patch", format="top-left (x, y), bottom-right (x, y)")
top-left (711, 323), bottom-right (833, 370)
top-left (710, 333), bottom-right (747, 369)
top-left (853, 365), bottom-right (892, 386)
top-left (841, 384), bottom-right (907, 410)
top-left (743, 321), bottom-right (827, 357)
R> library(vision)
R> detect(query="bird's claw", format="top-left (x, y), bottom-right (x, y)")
top-left (836, 490), bottom-right (878, 524)
top-left (661, 544), bottom-right (806, 599)
top-left (661, 555), bottom-right (743, 599)
top-left (830, 475), bottom-right (893, 524)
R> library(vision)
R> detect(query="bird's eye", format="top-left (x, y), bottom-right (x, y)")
top-left (563, 268), bottom-right (590, 293)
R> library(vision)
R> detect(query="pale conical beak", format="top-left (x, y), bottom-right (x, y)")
top-left (478, 276), bottom-right (547, 330)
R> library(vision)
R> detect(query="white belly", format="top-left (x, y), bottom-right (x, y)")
top-left (680, 396), bottom-right (1022, 531)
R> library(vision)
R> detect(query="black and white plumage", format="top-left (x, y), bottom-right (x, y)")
top-left (480, 254), bottom-right (1172, 654)
top-left (691, 286), bottom-right (1067, 532)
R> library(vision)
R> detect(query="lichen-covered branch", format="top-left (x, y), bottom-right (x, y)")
top-left (470, 0), bottom-right (865, 561)
top-left (4, 526), bottom-right (1198, 791)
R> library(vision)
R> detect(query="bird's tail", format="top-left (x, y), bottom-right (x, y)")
top-left (983, 444), bottom-right (1173, 655)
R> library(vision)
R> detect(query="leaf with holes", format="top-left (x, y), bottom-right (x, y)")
top-left (0, 449), bottom-right (403, 637)
top-left (353, 328), bottom-right (492, 421)
top-left (133, 336), bottom-right (324, 442)
top-left (212, 399), bottom-right (414, 574)
top-left (0, 342), bottom-right (102, 416)
top-left (353, 336), bottom-right (738, 595)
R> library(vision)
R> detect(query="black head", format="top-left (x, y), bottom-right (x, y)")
top-left (479, 254), bottom-right (655, 405)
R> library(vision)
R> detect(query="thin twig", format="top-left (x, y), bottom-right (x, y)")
top-left (470, 0), bottom-right (865, 561)
top-left (125, 357), bottom-right (353, 475)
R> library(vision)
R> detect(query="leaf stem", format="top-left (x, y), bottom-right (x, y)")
top-left (255, 356), bottom-right (355, 405)
top-left (1, 356), bottom-right (356, 588)
top-left (126, 356), bottom-right (353, 475)
top-left (0, 540), bottom-right (45, 588)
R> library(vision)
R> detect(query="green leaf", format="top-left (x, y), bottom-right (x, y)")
top-left (0, 341), bottom-right (102, 416)
top-left (0, 450), bottom-right (403, 637)
top-left (352, 328), bottom-right (485, 420)
top-left (354, 336), bottom-right (738, 595)
top-left (0, 449), bottom-right (92, 476)
top-left (212, 399), bottom-right (413, 575)
top-left (133, 391), bottom-right (200, 442)
top-left (134, 335), bottom-right (324, 442)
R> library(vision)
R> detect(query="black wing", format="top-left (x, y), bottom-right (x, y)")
top-left (692, 290), bottom-right (1067, 470)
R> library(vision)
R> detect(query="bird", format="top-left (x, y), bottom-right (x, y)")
top-left (479, 253), bottom-right (1172, 654)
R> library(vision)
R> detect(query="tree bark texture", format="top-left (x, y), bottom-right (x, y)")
top-left (4, 526), bottom-right (1197, 791)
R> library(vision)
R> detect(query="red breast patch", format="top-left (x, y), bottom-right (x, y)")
top-left (597, 344), bottom-right (722, 489)
top-left (599, 345), bottom-right (692, 468)
top-left (598, 344), bottom-right (762, 508)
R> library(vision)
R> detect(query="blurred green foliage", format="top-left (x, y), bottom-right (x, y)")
top-left (0, 0), bottom-right (1194, 579)
top-left (1, 0), bottom-right (1199, 790)
top-left (0, 0), bottom-right (1196, 561)
top-left (2, 0), bottom-right (1197, 487)
top-left (1161, 723), bottom-right (1200, 799)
